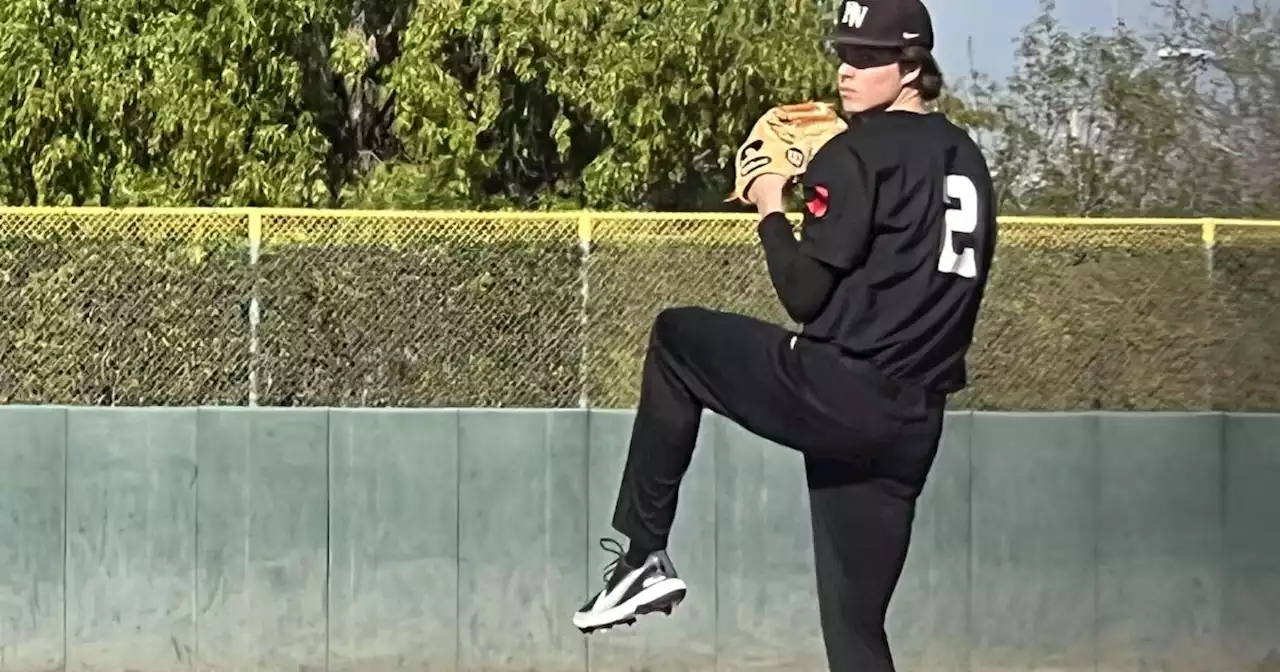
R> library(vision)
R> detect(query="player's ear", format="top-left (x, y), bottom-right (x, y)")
top-left (899, 63), bottom-right (921, 87)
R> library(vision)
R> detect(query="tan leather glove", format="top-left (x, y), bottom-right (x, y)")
top-left (728, 101), bottom-right (848, 204)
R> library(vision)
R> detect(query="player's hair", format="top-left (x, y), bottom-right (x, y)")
top-left (900, 46), bottom-right (944, 102)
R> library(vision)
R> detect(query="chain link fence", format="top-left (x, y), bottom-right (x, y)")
top-left (0, 208), bottom-right (1275, 410)
top-left (0, 208), bottom-right (251, 405)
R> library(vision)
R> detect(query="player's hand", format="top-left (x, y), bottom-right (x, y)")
top-left (748, 173), bottom-right (789, 215)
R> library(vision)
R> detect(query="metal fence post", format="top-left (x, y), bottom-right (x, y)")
top-left (1202, 217), bottom-right (1218, 409)
top-left (577, 213), bottom-right (594, 409)
top-left (1202, 218), bottom-right (1217, 278)
top-left (248, 210), bottom-right (262, 407)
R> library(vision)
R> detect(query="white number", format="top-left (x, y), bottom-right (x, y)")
top-left (937, 174), bottom-right (980, 279)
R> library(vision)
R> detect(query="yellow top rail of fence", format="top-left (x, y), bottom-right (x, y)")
top-left (3, 206), bottom-right (1280, 223)
top-left (1, 207), bottom-right (1278, 248)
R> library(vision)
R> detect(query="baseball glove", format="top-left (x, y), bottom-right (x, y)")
top-left (728, 101), bottom-right (848, 204)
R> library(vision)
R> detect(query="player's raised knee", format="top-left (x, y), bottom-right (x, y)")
top-left (650, 306), bottom-right (708, 345)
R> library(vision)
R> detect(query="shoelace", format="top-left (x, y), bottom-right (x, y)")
top-left (598, 537), bottom-right (626, 584)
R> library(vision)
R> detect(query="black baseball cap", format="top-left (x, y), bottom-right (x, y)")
top-left (826, 0), bottom-right (935, 50)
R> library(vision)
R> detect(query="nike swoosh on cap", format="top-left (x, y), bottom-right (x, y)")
top-left (903, 32), bottom-right (920, 38)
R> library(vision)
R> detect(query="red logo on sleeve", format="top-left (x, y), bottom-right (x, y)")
top-left (805, 185), bottom-right (830, 217)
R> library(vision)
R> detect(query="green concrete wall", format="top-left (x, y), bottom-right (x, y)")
top-left (0, 408), bottom-right (1277, 671)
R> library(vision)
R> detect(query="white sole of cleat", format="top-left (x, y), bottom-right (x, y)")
top-left (574, 579), bottom-right (688, 633)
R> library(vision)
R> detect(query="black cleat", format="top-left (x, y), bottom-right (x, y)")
top-left (573, 538), bottom-right (687, 634)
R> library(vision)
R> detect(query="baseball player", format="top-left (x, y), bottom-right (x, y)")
top-left (573, 0), bottom-right (997, 669)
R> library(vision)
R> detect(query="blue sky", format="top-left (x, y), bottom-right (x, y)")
top-left (928, 0), bottom-right (1249, 79)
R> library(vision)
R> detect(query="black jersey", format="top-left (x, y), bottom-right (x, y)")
top-left (794, 109), bottom-right (997, 394)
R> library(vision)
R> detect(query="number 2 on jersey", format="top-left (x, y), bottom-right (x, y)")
top-left (938, 174), bottom-right (979, 279)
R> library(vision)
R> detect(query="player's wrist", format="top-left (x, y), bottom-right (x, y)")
top-left (758, 211), bottom-right (791, 229)
top-left (749, 175), bottom-right (788, 215)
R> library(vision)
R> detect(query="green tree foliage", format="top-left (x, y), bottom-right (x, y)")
top-left (959, 0), bottom-right (1195, 215)
top-left (1, 0), bottom-right (844, 210)
top-left (1152, 0), bottom-right (1280, 217)
top-left (2, 0), bottom-right (1276, 214)
top-left (0, 0), bottom-right (334, 206)
top-left (949, 0), bottom-right (1279, 217)
top-left (352, 0), bottom-right (842, 211)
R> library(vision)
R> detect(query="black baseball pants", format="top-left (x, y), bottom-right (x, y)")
top-left (611, 306), bottom-right (946, 672)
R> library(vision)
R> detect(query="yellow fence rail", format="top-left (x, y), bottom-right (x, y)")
top-left (0, 207), bottom-right (1277, 411)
